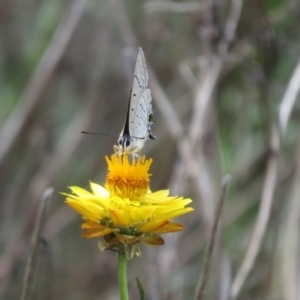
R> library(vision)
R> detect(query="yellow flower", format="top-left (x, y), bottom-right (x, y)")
top-left (63, 155), bottom-right (194, 259)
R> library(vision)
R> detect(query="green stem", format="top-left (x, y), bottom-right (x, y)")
top-left (118, 251), bottom-right (129, 300)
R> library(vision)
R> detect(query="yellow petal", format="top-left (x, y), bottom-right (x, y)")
top-left (110, 209), bottom-right (133, 226)
top-left (68, 186), bottom-right (94, 197)
top-left (154, 222), bottom-right (184, 233)
top-left (136, 219), bottom-right (169, 232)
top-left (141, 235), bottom-right (164, 245)
top-left (154, 199), bottom-right (193, 213)
top-left (90, 182), bottom-right (110, 197)
top-left (154, 207), bottom-right (194, 220)
top-left (110, 195), bottom-right (129, 206)
top-left (81, 221), bottom-right (106, 229)
top-left (66, 198), bottom-right (106, 222)
top-left (146, 190), bottom-right (170, 199)
top-left (121, 206), bottom-right (155, 223)
top-left (83, 227), bottom-right (114, 238)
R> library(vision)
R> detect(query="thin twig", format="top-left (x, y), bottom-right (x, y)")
top-left (188, 0), bottom-right (243, 144)
top-left (279, 56), bottom-right (300, 134)
top-left (183, 0), bottom-right (242, 224)
top-left (21, 188), bottom-right (54, 300)
top-left (194, 175), bottom-right (231, 300)
top-left (144, 2), bottom-right (204, 13)
top-left (281, 134), bottom-right (300, 300)
top-left (230, 127), bottom-right (280, 299)
top-left (0, 0), bottom-right (86, 167)
top-left (178, 62), bottom-right (200, 95)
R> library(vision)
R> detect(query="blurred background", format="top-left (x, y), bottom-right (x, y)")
top-left (1, 0), bottom-right (300, 299)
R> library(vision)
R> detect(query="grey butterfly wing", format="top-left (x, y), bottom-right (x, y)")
top-left (128, 48), bottom-right (151, 140)
top-left (116, 48), bottom-right (154, 155)
top-left (130, 89), bottom-right (152, 140)
top-left (130, 48), bottom-right (148, 98)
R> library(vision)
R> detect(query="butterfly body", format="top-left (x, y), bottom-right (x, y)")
top-left (114, 48), bottom-right (155, 155)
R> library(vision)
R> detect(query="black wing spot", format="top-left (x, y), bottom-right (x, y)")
top-left (133, 93), bottom-right (136, 97)
top-left (134, 75), bottom-right (142, 88)
top-left (140, 103), bottom-right (146, 112)
top-left (131, 108), bottom-right (134, 111)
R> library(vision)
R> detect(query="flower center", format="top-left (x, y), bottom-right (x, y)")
top-left (106, 176), bottom-right (149, 199)
top-left (105, 155), bottom-right (152, 200)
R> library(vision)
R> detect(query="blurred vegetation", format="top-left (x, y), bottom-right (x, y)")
top-left (1, 0), bottom-right (300, 299)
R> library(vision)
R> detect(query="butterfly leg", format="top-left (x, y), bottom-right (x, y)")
top-left (114, 145), bottom-right (123, 155)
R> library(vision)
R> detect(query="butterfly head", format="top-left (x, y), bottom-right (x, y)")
top-left (118, 135), bottom-right (131, 149)
top-left (114, 134), bottom-right (146, 156)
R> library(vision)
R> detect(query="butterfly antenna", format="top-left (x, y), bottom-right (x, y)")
top-left (80, 131), bottom-right (119, 138)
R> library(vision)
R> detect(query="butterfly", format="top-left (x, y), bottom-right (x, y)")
top-left (114, 48), bottom-right (156, 155)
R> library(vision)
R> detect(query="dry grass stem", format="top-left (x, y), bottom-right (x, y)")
top-left (279, 56), bottom-right (300, 134)
top-left (194, 175), bottom-right (231, 300)
top-left (281, 135), bottom-right (300, 300)
top-left (144, 2), bottom-right (205, 13)
top-left (230, 128), bottom-right (280, 299)
top-left (189, 0), bottom-right (242, 145)
top-left (21, 188), bottom-right (53, 300)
